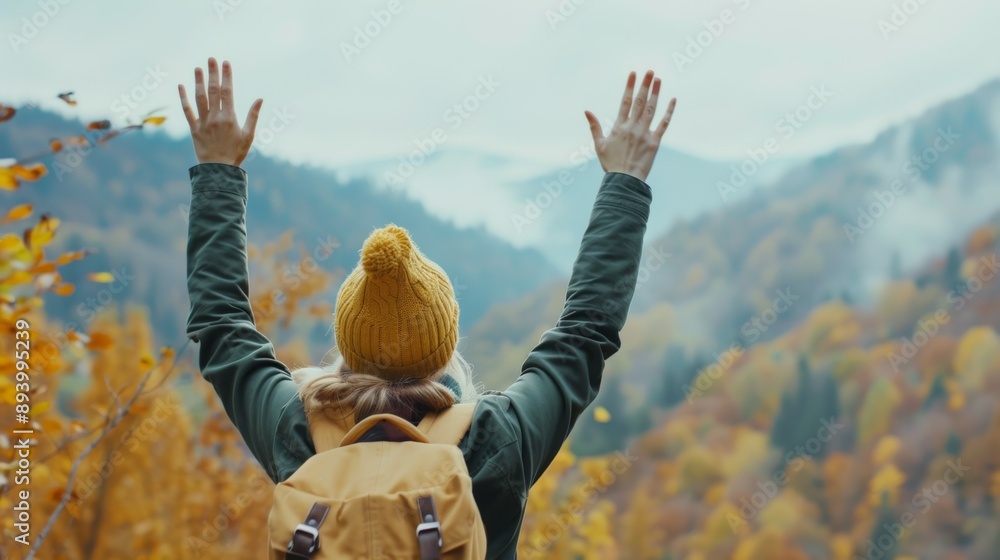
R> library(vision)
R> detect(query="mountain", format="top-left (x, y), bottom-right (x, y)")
top-left (0, 106), bottom-right (560, 347)
top-left (465, 77), bottom-right (1000, 390)
top-left (334, 146), bottom-right (802, 269)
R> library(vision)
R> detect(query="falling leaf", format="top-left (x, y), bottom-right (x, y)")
top-left (140, 353), bottom-right (155, 369)
top-left (57, 91), bottom-right (78, 106)
top-left (594, 406), bottom-right (612, 423)
top-left (142, 116), bottom-right (167, 126)
top-left (0, 168), bottom-right (19, 190)
top-left (49, 138), bottom-right (63, 152)
top-left (97, 129), bottom-right (120, 145)
top-left (30, 262), bottom-right (56, 274)
top-left (86, 119), bottom-right (111, 130)
top-left (11, 163), bottom-right (46, 181)
top-left (86, 332), bottom-right (114, 350)
top-left (2, 203), bottom-right (32, 223)
top-left (32, 401), bottom-right (51, 415)
top-left (87, 271), bottom-right (115, 283)
top-left (52, 283), bottom-right (75, 296)
top-left (56, 250), bottom-right (88, 265)
top-left (0, 105), bottom-right (14, 122)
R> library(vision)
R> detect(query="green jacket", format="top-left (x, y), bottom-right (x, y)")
top-left (185, 162), bottom-right (652, 559)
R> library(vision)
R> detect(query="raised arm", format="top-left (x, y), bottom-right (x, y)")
top-left (503, 70), bottom-right (677, 485)
top-left (179, 58), bottom-right (313, 482)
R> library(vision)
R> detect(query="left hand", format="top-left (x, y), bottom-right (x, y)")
top-left (178, 57), bottom-right (263, 166)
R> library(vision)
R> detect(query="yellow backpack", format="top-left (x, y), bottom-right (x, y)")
top-left (268, 403), bottom-right (487, 559)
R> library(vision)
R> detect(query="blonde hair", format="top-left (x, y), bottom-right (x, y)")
top-left (291, 350), bottom-right (480, 424)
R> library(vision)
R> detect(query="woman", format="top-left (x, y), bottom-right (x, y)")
top-left (179, 57), bottom-right (676, 559)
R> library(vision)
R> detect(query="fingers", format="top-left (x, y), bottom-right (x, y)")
top-left (616, 71), bottom-right (637, 123)
top-left (221, 60), bottom-right (235, 116)
top-left (242, 98), bottom-right (263, 141)
top-left (194, 67), bottom-right (208, 120)
top-left (653, 97), bottom-right (677, 140)
top-left (584, 110), bottom-right (604, 143)
top-left (207, 57), bottom-right (221, 113)
top-left (629, 70), bottom-right (654, 123)
top-left (178, 84), bottom-right (197, 128)
top-left (640, 78), bottom-right (661, 128)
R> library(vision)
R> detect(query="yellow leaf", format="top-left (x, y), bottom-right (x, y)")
top-left (11, 163), bottom-right (46, 181)
top-left (39, 417), bottom-right (62, 433)
top-left (594, 406), bottom-right (612, 423)
top-left (142, 116), bottom-right (167, 126)
top-left (2, 270), bottom-right (33, 285)
top-left (0, 168), bottom-right (19, 190)
top-left (139, 353), bottom-right (155, 369)
top-left (52, 283), bottom-right (75, 296)
top-left (87, 272), bottom-right (115, 283)
top-left (56, 250), bottom-right (88, 265)
top-left (86, 332), bottom-right (114, 350)
top-left (2, 204), bottom-right (32, 223)
top-left (0, 233), bottom-right (23, 251)
top-left (32, 401), bottom-right (51, 415)
top-left (160, 346), bottom-right (175, 362)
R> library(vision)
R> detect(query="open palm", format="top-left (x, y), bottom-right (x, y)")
top-left (178, 57), bottom-right (263, 166)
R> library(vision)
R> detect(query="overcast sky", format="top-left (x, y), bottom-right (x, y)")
top-left (3, 0), bottom-right (997, 171)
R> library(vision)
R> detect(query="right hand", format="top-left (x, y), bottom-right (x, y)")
top-left (585, 70), bottom-right (677, 183)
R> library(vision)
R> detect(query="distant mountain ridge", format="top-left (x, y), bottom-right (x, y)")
top-left (464, 76), bottom-right (1000, 390)
top-left (0, 106), bottom-right (560, 346)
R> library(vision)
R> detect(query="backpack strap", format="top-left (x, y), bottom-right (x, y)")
top-left (305, 405), bottom-right (356, 454)
top-left (307, 402), bottom-right (477, 452)
top-left (416, 403), bottom-right (476, 445)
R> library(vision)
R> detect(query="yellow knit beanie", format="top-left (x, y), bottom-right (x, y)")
top-left (334, 224), bottom-right (459, 380)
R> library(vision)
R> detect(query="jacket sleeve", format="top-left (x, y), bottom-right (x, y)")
top-left (501, 171), bottom-right (651, 486)
top-left (185, 162), bottom-right (314, 483)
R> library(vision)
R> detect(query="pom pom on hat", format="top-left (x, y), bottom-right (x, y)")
top-left (361, 225), bottom-right (412, 278)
